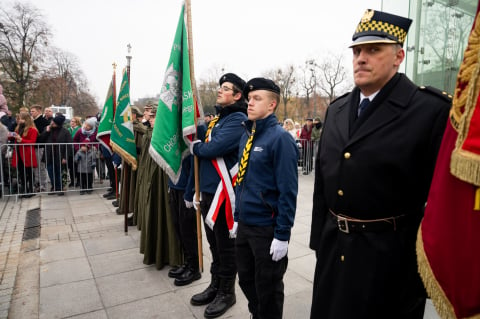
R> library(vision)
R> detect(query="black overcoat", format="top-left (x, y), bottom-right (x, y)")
top-left (309, 73), bottom-right (451, 318)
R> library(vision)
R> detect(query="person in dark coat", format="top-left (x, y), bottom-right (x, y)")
top-left (30, 105), bottom-right (49, 134)
top-left (37, 113), bottom-right (72, 195)
top-left (233, 78), bottom-right (298, 319)
top-left (167, 154), bottom-right (199, 287)
top-left (30, 104), bottom-right (50, 191)
top-left (309, 9), bottom-right (452, 319)
top-left (189, 73), bottom-right (247, 318)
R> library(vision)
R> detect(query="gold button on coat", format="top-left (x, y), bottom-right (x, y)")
top-left (338, 189), bottom-right (344, 196)
top-left (344, 152), bottom-right (351, 159)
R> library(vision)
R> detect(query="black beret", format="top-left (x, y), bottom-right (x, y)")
top-left (219, 73), bottom-right (246, 92)
top-left (351, 9), bottom-right (412, 47)
top-left (243, 77), bottom-right (280, 97)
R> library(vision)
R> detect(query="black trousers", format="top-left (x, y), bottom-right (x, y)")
top-left (169, 188), bottom-right (198, 269)
top-left (17, 157), bottom-right (34, 194)
top-left (235, 222), bottom-right (287, 319)
top-left (105, 158), bottom-right (115, 189)
top-left (79, 172), bottom-right (93, 190)
top-left (201, 192), bottom-right (237, 278)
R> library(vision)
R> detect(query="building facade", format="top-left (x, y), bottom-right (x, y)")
top-left (383, 0), bottom-right (477, 93)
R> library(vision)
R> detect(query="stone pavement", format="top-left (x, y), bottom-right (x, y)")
top-left (0, 174), bottom-right (441, 318)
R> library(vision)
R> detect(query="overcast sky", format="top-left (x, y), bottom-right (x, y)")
top-left (19, 0), bottom-right (394, 104)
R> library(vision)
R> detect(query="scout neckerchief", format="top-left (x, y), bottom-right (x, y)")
top-left (235, 123), bottom-right (256, 186)
top-left (204, 116), bottom-right (219, 142)
top-left (203, 114), bottom-right (237, 231)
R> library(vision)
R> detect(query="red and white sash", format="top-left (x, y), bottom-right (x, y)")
top-left (205, 157), bottom-right (237, 231)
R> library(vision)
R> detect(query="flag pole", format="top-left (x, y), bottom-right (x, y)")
top-left (185, 0), bottom-right (203, 273)
top-left (123, 44), bottom-right (133, 235)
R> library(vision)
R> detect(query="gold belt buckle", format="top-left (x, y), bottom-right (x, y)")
top-left (337, 216), bottom-right (350, 233)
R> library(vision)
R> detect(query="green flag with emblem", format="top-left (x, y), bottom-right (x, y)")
top-left (111, 68), bottom-right (137, 170)
top-left (149, 2), bottom-right (199, 183)
top-left (96, 72), bottom-right (116, 155)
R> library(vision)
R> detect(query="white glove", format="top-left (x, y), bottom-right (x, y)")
top-left (270, 238), bottom-right (288, 262)
top-left (229, 221), bottom-right (238, 239)
top-left (193, 192), bottom-right (202, 211)
top-left (184, 200), bottom-right (193, 209)
top-left (189, 140), bottom-right (201, 155)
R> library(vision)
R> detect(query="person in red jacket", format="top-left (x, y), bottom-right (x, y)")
top-left (299, 118), bottom-right (313, 175)
top-left (10, 112), bottom-right (38, 198)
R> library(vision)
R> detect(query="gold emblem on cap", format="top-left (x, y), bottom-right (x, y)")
top-left (361, 9), bottom-right (374, 23)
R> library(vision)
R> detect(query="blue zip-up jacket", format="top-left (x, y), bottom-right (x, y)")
top-left (168, 154), bottom-right (195, 202)
top-left (193, 101), bottom-right (247, 194)
top-left (234, 114), bottom-right (299, 241)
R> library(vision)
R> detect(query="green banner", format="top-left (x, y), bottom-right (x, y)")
top-left (111, 68), bottom-right (137, 170)
top-left (96, 76), bottom-right (115, 154)
top-left (149, 3), bottom-right (196, 183)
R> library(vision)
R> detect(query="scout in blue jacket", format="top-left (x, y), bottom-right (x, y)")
top-left (233, 78), bottom-right (298, 319)
top-left (189, 73), bottom-right (247, 319)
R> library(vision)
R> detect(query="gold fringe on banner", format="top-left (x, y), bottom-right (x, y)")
top-left (417, 227), bottom-right (458, 319)
top-left (111, 143), bottom-right (138, 171)
top-left (417, 227), bottom-right (480, 319)
top-left (450, 12), bottom-right (480, 185)
top-left (451, 147), bottom-right (480, 186)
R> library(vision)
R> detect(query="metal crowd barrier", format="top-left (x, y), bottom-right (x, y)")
top-left (296, 139), bottom-right (318, 175)
top-left (0, 142), bottom-right (109, 198)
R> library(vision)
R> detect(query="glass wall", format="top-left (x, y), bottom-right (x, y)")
top-left (384, 0), bottom-right (477, 93)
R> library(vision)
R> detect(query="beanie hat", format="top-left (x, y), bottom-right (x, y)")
top-left (53, 114), bottom-right (66, 126)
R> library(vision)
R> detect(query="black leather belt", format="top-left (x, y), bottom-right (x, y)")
top-left (329, 209), bottom-right (417, 233)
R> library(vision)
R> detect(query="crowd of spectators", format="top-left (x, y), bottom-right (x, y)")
top-left (0, 93), bottom-right (105, 197)
top-left (282, 117), bottom-right (322, 174)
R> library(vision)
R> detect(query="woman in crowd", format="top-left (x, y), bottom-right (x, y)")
top-left (283, 118), bottom-right (298, 140)
top-left (10, 113), bottom-right (38, 198)
top-left (73, 116), bottom-right (97, 151)
top-left (69, 116), bottom-right (82, 137)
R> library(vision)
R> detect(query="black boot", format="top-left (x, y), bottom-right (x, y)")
top-left (204, 277), bottom-right (236, 318)
top-left (174, 266), bottom-right (201, 286)
top-left (168, 264), bottom-right (187, 278)
top-left (190, 274), bottom-right (220, 306)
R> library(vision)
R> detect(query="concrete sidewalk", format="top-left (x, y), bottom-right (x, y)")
top-left (1, 174), bottom-right (440, 318)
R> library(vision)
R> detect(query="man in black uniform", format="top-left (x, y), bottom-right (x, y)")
top-left (309, 9), bottom-right (451, 319)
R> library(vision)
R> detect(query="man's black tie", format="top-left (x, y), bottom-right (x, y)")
top-left (358, 98), bottom-right (371, 117)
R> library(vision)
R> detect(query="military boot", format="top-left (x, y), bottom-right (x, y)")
top-left (204, 277), bottom-right (236, 318)
top-left (190, 274), bottom-right (220, 306)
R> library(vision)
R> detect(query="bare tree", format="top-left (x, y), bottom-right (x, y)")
top-left (197, 65), bottom-right (226, 116)
top-left (0, 2), bottom-right (51, 109)
top-left (298, 59), bottom-right (317, 118)
top-left (47, 49), bottom-right (81, 106)
top-left (28, 47), bottom-right (98, 117)
top-left (316, 53), bottom-right (349, 104)
top-left (71, 89), bottom-right (99, 118)
top-left (266, 65), bottom-right (296, 121)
